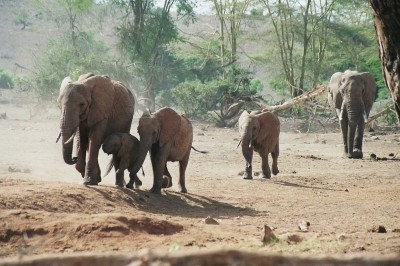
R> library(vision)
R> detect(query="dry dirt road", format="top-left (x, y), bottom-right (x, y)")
top-left (0, 98), bottom-right (399, 263)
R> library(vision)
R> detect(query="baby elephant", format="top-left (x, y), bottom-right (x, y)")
top-left (102, 133), bottom-right (142, 189)
top-left (238, 110), bottom-right (280, 179)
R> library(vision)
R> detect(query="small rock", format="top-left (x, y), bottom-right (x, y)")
top-left (203, 216), bottom-right (219, 225)
top-left (238, 171), bottom-right (244, 176)
top-left (368, 225), bottom-right (387, 233)
top-left (370, 153), bottom-right (377, 161)
top-left (197, 132), bottom-right (205, 136)
top-left (371, 136), bottom-right (379, 140)
top-left (321, 139), bottom-right (327, 144)
top-left (253, 172), bottom-right (260, 176)
top-left (287, 234), bottom-right (302, 243)
top-left (337, 234), bottom-right (346, 241)
top-left (292, 171), bottom-right (297, 174)
top-left (261, 224), bottom-right (277, 244)
top-left (392, 228), bottom-right (400, 233)
top-left (345, 189), bottom-right (349, 192)
top-left (389, 153), bottom-right (395, 157)
top-left (298, 220), bottom-right (310, 232)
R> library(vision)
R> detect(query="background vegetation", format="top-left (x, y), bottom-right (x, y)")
top-left (1, 0), bottom-right (394, 125)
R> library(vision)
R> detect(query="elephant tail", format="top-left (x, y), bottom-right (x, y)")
top-left (103, 158), bottom-right (114, 178)
top-left (191, 146), bottom-right (208, 154)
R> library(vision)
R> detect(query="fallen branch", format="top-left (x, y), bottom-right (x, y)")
top-left (260, 85), bottom-right (328, 113)
top-left (367, 106), bottom-right (395, 124)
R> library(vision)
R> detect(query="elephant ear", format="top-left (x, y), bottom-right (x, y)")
top-left (361, 72), bottom-right (377, 115)
top-left (57, 76), bottom-right (73, 107)
top-left (78, 73), bottom-right (95, 81)
top-left (83, 75), bottom-right (115, 127)
top-left (118, 134), bottom-right (133, 169)
top-left (238, 110), bottom-right (249, 126)
top-left (158, 108), bottom-right (181, 147)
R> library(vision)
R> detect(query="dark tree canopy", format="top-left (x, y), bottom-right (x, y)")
top-left (370, 0), bottom-right (400, 123)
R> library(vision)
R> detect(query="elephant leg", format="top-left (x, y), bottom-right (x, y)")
top-left (149, 149), bottom-right (168, 194)
top-left (83, 141), bottom-right (102, 185)
top-left (352, 122), bottom-right (365, 159)
top-left (115, 168), bottom-right (125, 187)
top-left (242, 163), bottom-right (253, 180)
top-left (261, 153), bottom-right (271, 179)
top-left (178, 156), bottom-right (189, 193)
top-left (127, 172), bottom-right (142, 189)
top-left (339, 115), bottom-right (350, 158)
top-left (75, 140), bottom-right (87, 178)
top-left (162, 165), bottom-right (173, 188)
top-left (271, 143), bottom-right (279, 176)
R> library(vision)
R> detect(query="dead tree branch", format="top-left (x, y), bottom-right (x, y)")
top-left (260, 85), bottom-right (328, 112)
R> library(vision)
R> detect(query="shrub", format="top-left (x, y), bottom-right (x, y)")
top-left (0, 69), bottom-right (14, 89)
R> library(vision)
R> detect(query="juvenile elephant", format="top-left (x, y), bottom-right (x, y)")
top-left (328, 70), bottom-right (377, 158)
top-left (57, 73), bottom-right (135, 185)
top-left (130, 107), bottom-right (193, 194)
top-left (102, 133), bottom-right (142, 189)
top-left (238, 110), bottom-right (280, 180)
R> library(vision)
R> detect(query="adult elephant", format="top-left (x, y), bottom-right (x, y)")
top-left (327, 70), bottom-right (377, 159)
top-left (130, 107), bottom-right (193, 194)
top-left (57, 73), bottom-right (135, 185)
top-left (238, 110), bottom-right (280, 180)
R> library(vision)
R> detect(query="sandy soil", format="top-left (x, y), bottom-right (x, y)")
top-left (0, 95), bottom-right (400, 261)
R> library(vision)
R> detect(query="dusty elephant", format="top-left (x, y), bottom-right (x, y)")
top-left (57, 73), bottom-right (135, 185)
top-left (130, 107), bottom-right (194, 194)
top-left (238, 110), bottom-right (280, 180)
top-left (327, 70), bottom-right (377, 159)
top-left (102, 133), bottom-right (142, 189)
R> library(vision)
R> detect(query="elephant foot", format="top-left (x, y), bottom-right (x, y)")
top-left (149, 187), bottom-right (162, 194)
top-left (261, 173), bottom-right (271, 179)
top-left (82, 177), bottom-right (99, 186)
top-left (272, 168), bottom-right (279, 176)
top-left (242, 173), bottom-right (253, 180)
top-left (126, 182), bottom-right (133, 189)
top-left (179, 185), bottom-right (187, 193)
top-left (162, 175), bottom-right (172, 188)
top-left (350, 149), bottom-right (363, 159)
top-left (115, 182), bottom-right (124, 188)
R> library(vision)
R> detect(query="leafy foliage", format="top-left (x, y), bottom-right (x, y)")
top-left (33, 33), bottom-right (133, 100)
top-left (0, 69), bottom-right (14, 89)
top-left (171, 66), bottom-right (262, 120)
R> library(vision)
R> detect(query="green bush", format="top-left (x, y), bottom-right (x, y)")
top-left (0, 69), bottom-right (14, 89)
top-left (170, 66), bottom-right (262, 120)
top-left (33, 33), bottom-right (135, 100)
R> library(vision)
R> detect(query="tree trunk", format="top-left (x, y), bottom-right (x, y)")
top-left (370, 0), bottom-right (400, 123)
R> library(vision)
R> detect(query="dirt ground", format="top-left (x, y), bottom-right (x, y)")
top-left (0, 94), bottom-right (400, 262)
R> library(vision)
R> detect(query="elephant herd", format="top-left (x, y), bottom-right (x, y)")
top-left (57, 71), bottom-right (377, 194)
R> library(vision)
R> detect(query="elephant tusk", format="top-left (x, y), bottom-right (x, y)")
top-left (363, 110), bottom-right (368, 123)
top-left (236, 140), bottom-right (242, 149)
top-left (339, 109), bottom-right (344, 121)
top-left (64, 127), bottom-right (77, 145)
top-left (56, 132), bottom-right (61, 143)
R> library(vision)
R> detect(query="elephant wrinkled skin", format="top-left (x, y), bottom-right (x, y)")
top-left (130, 107), bottom-right (193, 194)
top-left (327, 70), bottom-right (377, 159)
top-left (238, 110), bottom-right (280, 180)
top-left (57, 73), bottom-right (135, 185)
top-left (102, 133), bottom-right (142, 189)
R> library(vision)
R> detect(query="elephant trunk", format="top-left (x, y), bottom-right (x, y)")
top-left (130, 138), bottom-right (152, 175)
top-left (60, 108), bottom-right (79, 165)
top-left (241, 134), bottom-right (253, 167)
top-left (346, 100), bottom-right (363, 157)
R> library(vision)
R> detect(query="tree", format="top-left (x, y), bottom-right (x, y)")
top-left (212, 0), bottom-right (252, 67)
top-left (114, 0), bottom-right (196, 110)
top-left (370, 0), bottom-right (400, 123)
top-left (262, 0), bottom-right (335, 97)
